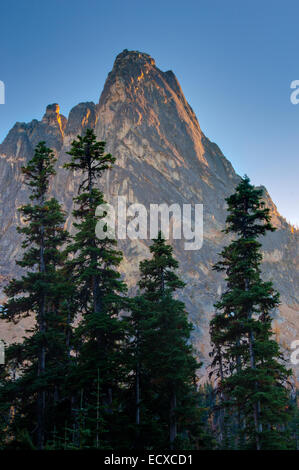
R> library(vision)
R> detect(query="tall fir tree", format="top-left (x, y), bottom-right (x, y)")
top-left (127, 233), bottom-right (205, 449)
top-left (0, 142), bottom-right (72, 449)
top-left (210, 176), bottom-right (292, 450)
top-left (63, 128), bottom-right (128, 448)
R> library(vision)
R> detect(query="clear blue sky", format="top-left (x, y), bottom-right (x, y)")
top-left (0, 0), bottom-right (298, 225)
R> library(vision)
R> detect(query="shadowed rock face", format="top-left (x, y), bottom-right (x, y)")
top-left (0, 49), bottom-right (298, 381)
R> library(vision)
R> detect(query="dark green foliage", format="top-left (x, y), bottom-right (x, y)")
top-left (210, 176), bottom-right (293, 450)
top-left (0, 142), bottom-right (72, 449)
top-left (126, 233), bottom-right (207, 449)
top-left (62, 129), bottom-right (128, 448)
top-left (0, 139), bottom-right (297, 451)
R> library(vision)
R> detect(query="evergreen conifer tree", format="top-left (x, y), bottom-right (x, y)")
top-left (210, 176), bottom-right (292, 450)
top-left (63, 129), bottom-right (127, 448)
top-left (128, 233), bottom-right (203, 449)
top-left (0, 142), bottom-right (72, 449)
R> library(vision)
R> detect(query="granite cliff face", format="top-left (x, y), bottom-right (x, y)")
top-left (0, 50), bottom-right (298, 380)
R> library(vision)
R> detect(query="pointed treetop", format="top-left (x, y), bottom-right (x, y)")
top-left (21, 141), bottom-right (56, 201)
top-left (225, 175), bottom-right (276, 238)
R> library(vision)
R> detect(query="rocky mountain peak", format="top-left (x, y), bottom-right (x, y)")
top-left (42, 103), bottom-right (60, 119)
top-left (100, 49), bottom-right (182, 105)
top-left (42, 103), bottom-right (67, 135)
top-left (0, 50), bottom-right (297, 383)
top-left (99, 49), bottom-right (158, 107)
top-left (113, 49), bottom-right (156, 70)
top-left (65, 102), bottom-right (97, 137)
top-left (97, 50), bottom-right (215, 172)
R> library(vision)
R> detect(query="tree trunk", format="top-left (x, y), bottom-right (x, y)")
top-left (248, 329), bottom-right (261, 449)
top-left (66, 304), bottom-right (71, 360)
top-left (170, 390), bottom-right (177, 448)
top-left (37, 199), bottom-right (46, 450)
top-left (218, 346), bottom-right (226, 446)
top-left (86, 147), bottom-right (102, 317)
top-left (245, 278), bottom-right (261, 450)
top-left (136, 361), bottom-right (140, 426)
top-left (96, 368), bottom-right (100, 449)
top-left (235, 337), bottom-right (244, 448)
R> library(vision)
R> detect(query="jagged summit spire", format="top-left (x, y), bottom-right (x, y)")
top-left (0, 49), bottom-right (296, 383)
top-left (114, 49), bottom-right (156, 68)
top-left (97, 49), bottom-right (203, 162)
top-left (103, 49), bottom-right (158, 92)
top-left (42, 103), bottom-right (63, 125)
top-left (42, 103), bottom-right (66, 136)
top-left (98, 49), bottom-right (188, 118)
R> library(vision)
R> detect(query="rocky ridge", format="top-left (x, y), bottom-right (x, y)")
top-left (0, 50), bottom-right (298, 381)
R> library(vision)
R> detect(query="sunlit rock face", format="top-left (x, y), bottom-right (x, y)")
top-left (0, 50), bottom-right (298, 381)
